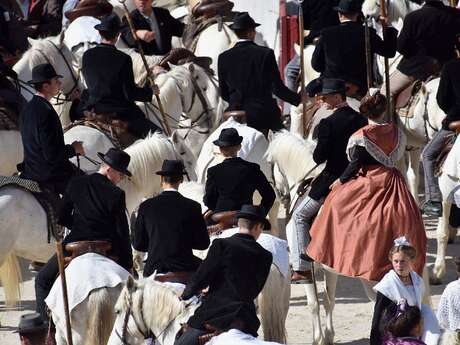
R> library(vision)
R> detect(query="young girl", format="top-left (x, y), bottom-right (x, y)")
top-left (384, 302), bottom-right (426, 345)
top-left (370, 237), bottom-right (440, 345)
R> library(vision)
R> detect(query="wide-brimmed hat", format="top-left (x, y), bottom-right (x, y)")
top-left (28, 63), bottom-right (62, 84)
top-left (94, 13), bottom-right (121, 33)
top-left (65, 0), bottom-right (113, 23)
top-left (229, 12), bottom-right (260, 31)
top-left (213, 128), bottom-right (243, 147)
top-left (333, 0), bottom-right (362, 14)
top-left (97, 148), bottom-right (132, 176)
top-left (236, 204), bottom-right (271, 230)
top-left (319, 78), bottom-right (347, 95)
top-left (14, 313), bottom-right (48, 334)
top-left (155, 159), bottom-right (186, 176)
top-left (305, 77), bottom-right (323, 97)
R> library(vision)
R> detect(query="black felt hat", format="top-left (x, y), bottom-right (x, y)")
top-left (156, 159), bottom-right (186, 176)
top-left (319, 78), bottom-right (347, 95)
top-left (236, 204), bottom-right (271, 230)
top-left (14, 313), bottom-right (48, 334)
top-left (305, 77), bottom-right (323, 97)
top-left (94, 13), bottom-right (121, 33)
top-left (28, 63), bottom-right (62, 84)
top-left (229, 12), bottom-right (260, 30)
top-left (97, 148), bottom-right (132, 176)
top-left (333, 0), bottom-right (362, 14)
top-left (213, 128), bottom-right (243, 147)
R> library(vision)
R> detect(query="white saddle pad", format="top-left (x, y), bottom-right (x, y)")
top-left (46, 253), bottom-right (130, 316)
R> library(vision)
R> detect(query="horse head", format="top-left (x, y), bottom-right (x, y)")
top-left (170, 130), bottom-right (199, 181)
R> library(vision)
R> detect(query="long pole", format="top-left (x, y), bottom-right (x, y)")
top-left (364, 16), bottom-right (373, 90)
top-left (56, 242), bottom-right (73, 345)
top-left (118, 0), bottom-right (172, 136)
top-left (379, 0), bottom-right (392, 121)
top-left (298, 1), bottom-right (307, 137)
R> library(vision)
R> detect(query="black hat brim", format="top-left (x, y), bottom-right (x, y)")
top-left (229, 22), bottom-right (261, 30)
top-left (14, 324), bottom-right (48, 334)
top-left (94, 23), bottom-right (120, 32)
top-left (155, 170), bottom-right (186, 176)
top-left (236, 212), bottom-right (271, 230)
top-left (213, 136), bottom-right (243, 147)
top-left (28, 74), bottom-right (63, 84)
top-left (97, 152), bottom-right (132, 177)
top-left (333, 5), bottom-right (360, 13)
top-left (319, 87), bottom-right (347, 95)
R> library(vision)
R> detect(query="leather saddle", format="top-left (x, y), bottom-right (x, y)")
top-left (191, 0), bottom-right (234, 19)
top-left (395, 80), bottom-right (424, 118)
top-left (206, 210), bottom-right (238, 236)
top-left (154, 271), bottom-right (194, 284)
top-left (434, 131), bottom-right (457, 177)
top-left (223, 110), bottom-right (246, 124)
top-left (158, 47), bottom-right (212, 72)
top-left (64, 240), bottom-right (115, 265)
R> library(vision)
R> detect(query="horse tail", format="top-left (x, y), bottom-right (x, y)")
top-left (84, 287), bottom-right (115, 345)
top-left (258, 264), bottom-right (290, 343)
top-left (0, 252), bottom-right (22, 307)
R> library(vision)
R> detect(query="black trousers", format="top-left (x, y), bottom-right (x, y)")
top-left (35, 254), bottom-right (60, 321)
top-left (174, 327), bottom-right (207, 345)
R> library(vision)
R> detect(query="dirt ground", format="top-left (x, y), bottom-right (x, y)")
top-left (0, 211), bottom-right (458, 344)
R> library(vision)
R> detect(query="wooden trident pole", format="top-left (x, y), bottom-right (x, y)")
top-left (379, 0), bottom-right (392, 121)
top-left (56, 242), bottom-right (73, 345)
top-left (118, 0), bottom-right (172, 136)
top-left (298, 0), bottom-right (308, 136)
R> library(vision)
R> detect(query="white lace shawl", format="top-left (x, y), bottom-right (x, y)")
top-left (436, 279), bottom-right (460, 331)
top-left (347, 125), bottom-right (407, 168)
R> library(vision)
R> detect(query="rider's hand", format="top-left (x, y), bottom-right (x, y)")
top-left (136, 29), bottom-right (155, 43)
top-left (71, 141), bottom-right (85, 156)
top-left (152, 65), bottom-right (166, 77)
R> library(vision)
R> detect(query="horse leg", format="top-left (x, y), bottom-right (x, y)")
top-left (0, 251), bottom-right (22, 307)
top-left (448, 225), bottom-right (457, 244)
top-left (360, 279), bottom-right (377, 302)
top-left (304, 267), bottom-right (326, 345)
top-left (422, 265), bottom-right (433, 307)
top-left (431, 201), bottom-right (451, 285)
top-left (322, 270), bottom-right (337, 345)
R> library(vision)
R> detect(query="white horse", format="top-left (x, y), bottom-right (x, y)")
top-left (430, 135), bottom-right (460, 284)
top-left (47, 253), bottom-right (130, 345)
top-left (266, 130), bottom-right (433, 345)
top-left (0, 133), bottom-right (178, 305)
top-left (107, 274), bottom-right (287, 345)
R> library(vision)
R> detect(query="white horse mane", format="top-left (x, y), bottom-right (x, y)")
top-left (266, 130), bottom-right (317, 184)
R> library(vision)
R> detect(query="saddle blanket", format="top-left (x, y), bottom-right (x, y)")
top-left (0, 175), bottom-right (41, 192)
top-left (46, 253), bottom-right (130, 316)
top-left (207, 329), bottom-right (282, 345)
top-left (211, 229), bottom-right (290, 278)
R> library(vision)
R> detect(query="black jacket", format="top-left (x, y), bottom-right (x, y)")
top-left (437, 59), bottom-right (460, 130)
top-left (370, 292), bottom-right (397, 345)
top-left (397, 1), bottom-right (460, 78)
top-left (309, 105), bottom-right (367, 201)
top-left (182, 233), bottom-right (272, 336)
top-left (132, 190), bottom-right (209, 277)
top-left (121, 8), bottom-right (185, 56)
top-left (218, 41), bottom-right (300, 131)
top-left (58, 173), bottom-right (133, 270)
top-left (204, 157), bottom-right (276, 215)
top-left (302, 0), bottom-right (339, 45)
top-left (81, 43), bottom-right (152, 114)
top-left (19, 95), bottom-right (76, 183)
top-left (312, 21), bottom-right (397, 93)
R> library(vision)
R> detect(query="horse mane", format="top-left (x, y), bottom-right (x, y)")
top-left (266, 130), bottom-right (317, 184)
top-left (124, 132), bottom-right (178, 198)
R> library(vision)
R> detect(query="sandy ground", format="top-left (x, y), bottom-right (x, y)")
top-left (0, 211), bottom-right (458, 344)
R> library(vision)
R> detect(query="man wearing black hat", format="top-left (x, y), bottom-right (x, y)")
top-left (15, 313), bottom-right (48, 345)
top-left (204, 127), bottom-right (276, 216)
top-left (290, 78), bottom-right (367, 283)
top-left (311, 0), bottom-right (397, 96)
top-left (176, 204), bottom-right (272, 345)
top-left (218, 12), bottom-right (302, 135)
top-left (19, 63), bottom-right (85, 195)
top-left (120, 0), bottom-right (185, 56)
top-left (35, 147), bottom-right (133, 321)
top-left (81, 13), bottom-right (160, 138)
top-left (132, 159), bottom-right (209, 279)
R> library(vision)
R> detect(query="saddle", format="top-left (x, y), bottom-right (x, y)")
top-left (65, 111), bottom-right (136, 149)
top-left (158, 48), bottom-right (212, 72)
top-left (154, 271), bottom-right (194, 284)
top-left (0, 175), bottom-right (63, 242)
top-left (64, 240), bottom-right (114, 265)
top-left (223, 110), bottom-right (246, 124)
top-left (395, 80), bottom-right (424, 118)
top-left (434, 132), bottom-right (457, 177)
top-left (178, 323), bottom-right (223, 345)
top-left (191, 0), bottom-right (234, 19)
top-left (206, 210), bottom-right (238, 236)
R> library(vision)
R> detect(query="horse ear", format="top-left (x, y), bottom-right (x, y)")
top-left (126, 275), bottom-right (136, 292)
